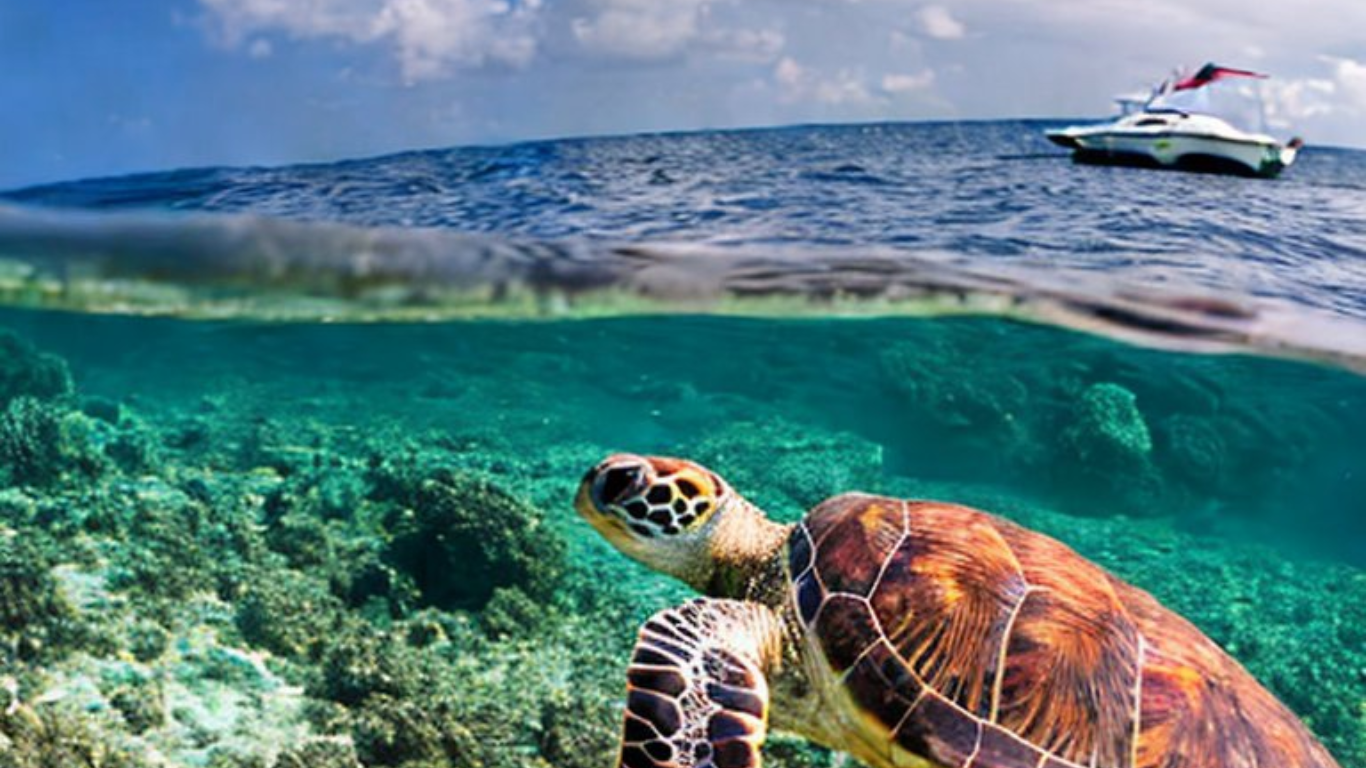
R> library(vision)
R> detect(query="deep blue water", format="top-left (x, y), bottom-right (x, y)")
top-left (5, 120), bottom-right (1366, 323)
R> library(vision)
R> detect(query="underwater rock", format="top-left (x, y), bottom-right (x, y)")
top-left (80, 396), bottom-right (123, 425)
top-left (0, 397), bottom-right (104, 489)
top-left (203, 746), bottom-right (270, 768)
top-left (382, 468), bottom-right (565, 611)
top-left (127, 621), bottom-right (171, 664)
top-left (765, 734), bottom-right (840, 768)
top-left (0, 489), bottom-right (37, 530)
top-left (349, 693), bottom-right (482, 768)
top-left (261, 500), bottom-right (330, 567)
top-left (692, 418), bottom-right (883, 518)
top-left (0, 330), bottom-right (73, 409)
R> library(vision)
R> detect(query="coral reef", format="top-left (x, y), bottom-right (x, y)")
top-left (0, 398), bottom-right (104, 489)
top-left (0, 703), bottom-right (140, 768)
top-left (1057, 382), bottom-right (1166, 515)
top-left (380, 467), bottom-right (566, 611)
top-left (691, 417), bottom-right (883, 519)
top-left (0, 319), bottom-right (1361, 768)
top-left (0, 535), bottom-right (78, 664)
top-left (0, 330), bottom-right (72, 409)
top-left (235, 569), bottom-right (343, 661)
top-left (1064, 382), bottom-right (1153, 466)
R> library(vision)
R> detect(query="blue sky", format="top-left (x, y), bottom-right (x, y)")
top-left (2, 0), bottom-right (1363, 189)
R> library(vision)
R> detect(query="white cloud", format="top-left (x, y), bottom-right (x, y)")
top-left (570, 0), bottom-right (706, 61)
top-left (702, 26), bottom-right (785, 63)
top-left (377, 0), bottom-right (539, 78)
top-left (1264, 77), bottom-right (1337, 128)
top-left (565, 1), bottom-right (783, 64)
top-left (1329, 56), bottom-right (1366, 111)
top-left (194, 0), bottom-right (1366, 148)
top-left (199, 0), bottom-right (540, 83)
top-left (881, 70), bottom-right (935, 94)
top-left (774, 56), bottom-right (879, 106)
top-left (1261, 57), bottom-right (1366, 136)
top-left (916, 5), bottom-right (964, 40)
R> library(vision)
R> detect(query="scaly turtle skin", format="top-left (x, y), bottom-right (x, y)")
top-left (575, 454), bottom-right (1342, 768)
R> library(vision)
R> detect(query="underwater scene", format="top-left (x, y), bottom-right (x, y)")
top-left (0, 122), bottom-right (1365, 768)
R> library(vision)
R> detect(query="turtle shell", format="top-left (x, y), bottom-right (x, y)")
top-left (787, 493), bottom-right (1340, 768)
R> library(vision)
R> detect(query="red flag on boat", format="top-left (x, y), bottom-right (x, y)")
top-left (1173, 63), bottom-right (1267, 91)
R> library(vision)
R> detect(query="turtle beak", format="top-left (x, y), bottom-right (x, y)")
top-left (577, 453), bottom-right (652, 520)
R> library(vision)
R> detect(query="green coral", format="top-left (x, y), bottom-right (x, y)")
top-left (479, 586), bottom-right (547, 641)
top-left (1156, 413), bottom-right (1228, 493)
top-left (1066, 382), bottom-right (1153, 462)
top-left (0, 330), bottom-right (72, 409)
top-left (0, 398), bottom-right (104, 489)
top-left (382, 468), bottom-right (565, 611)
top-left (106, 497), bottom-right (217, 602)
top-left (0, 535), bottom-right (76, 662)
top-left (1057, 382), bottom-right (1166, 515)
top-left (537, 689), bottom-right (619, 768)
top-left (0, 703), bottom-right (141, 768)
top-left (271, 741), bottom-right (362, 768)
top-left (103, 418), bottom-right (160, 477)
top-left (108, 678), bottom-right (166, 735)
top-left (315, 625), bottom-right (428, 708)
top-left (235, 569), bottom-right (343, 661)
top-left (691, 418), bottom-right (883, 518)
top-left (348, 693), bottom-right (483, 767)
top-left (880, 340), bottom-right (1030, 431)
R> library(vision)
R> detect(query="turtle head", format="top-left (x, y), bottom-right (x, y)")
top-left (576, 454), bottom-right (734, 581)
top-left (577, 454), bottom-right (789, 597)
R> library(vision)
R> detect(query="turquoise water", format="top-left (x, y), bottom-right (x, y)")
top-left (1, 121), bottom-right (1365, 767)
top-left (1, 308), bottom-right (1363, 767)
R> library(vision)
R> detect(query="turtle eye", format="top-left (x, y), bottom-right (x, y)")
top-left (666, 470), bottom-right (726, 530)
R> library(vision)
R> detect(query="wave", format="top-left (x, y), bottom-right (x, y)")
top-left (2, 202), bottom-right (1364, 375)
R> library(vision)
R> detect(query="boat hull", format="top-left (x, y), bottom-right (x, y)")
top-left (1046, 128), bottom-right (1297, 178)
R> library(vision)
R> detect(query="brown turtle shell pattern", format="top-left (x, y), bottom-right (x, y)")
top-left (788, 493), bottom-right (1341, 768)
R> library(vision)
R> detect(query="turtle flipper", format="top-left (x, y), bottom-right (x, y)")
top-left (618, 598), bottom-right (781, 768)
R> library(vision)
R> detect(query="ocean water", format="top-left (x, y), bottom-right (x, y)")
top-left (0, 121), bottom-right (1364, 767)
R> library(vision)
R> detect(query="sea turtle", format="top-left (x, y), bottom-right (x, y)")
top-left (575, 454), bottom-right (1342, 768)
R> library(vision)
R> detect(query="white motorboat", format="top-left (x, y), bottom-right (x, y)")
top-left (1046, 64), bottom-right (1303, 178)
